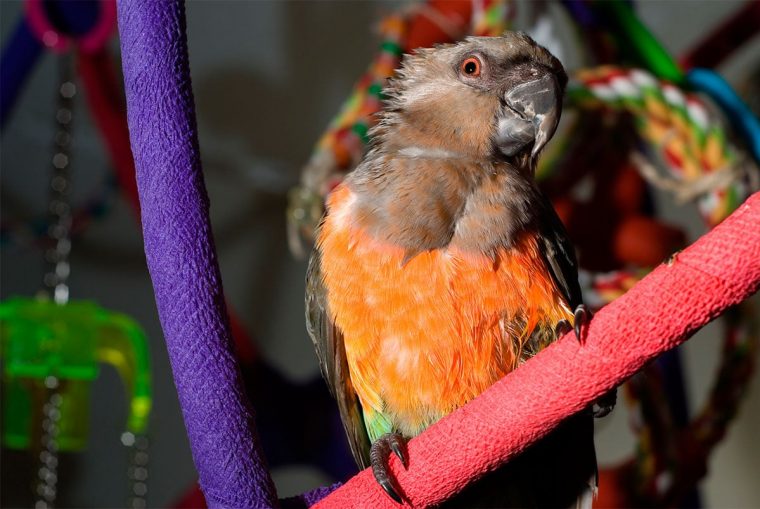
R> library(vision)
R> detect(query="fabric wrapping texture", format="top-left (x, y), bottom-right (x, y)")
top-left (116, 1), bottom-right (277, 507)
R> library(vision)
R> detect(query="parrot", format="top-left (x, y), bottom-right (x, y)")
top-left (306, 32), bottom-right (611, 507)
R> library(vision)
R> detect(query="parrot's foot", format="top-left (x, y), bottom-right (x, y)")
top-left (573, 304), bottom-right (592, 343)
top-left (370, 432), bottom-right (408, 504)
top-left (555, 319), bottom-right (572, 337)
top-left (592, 387), bottom-right (617, 418)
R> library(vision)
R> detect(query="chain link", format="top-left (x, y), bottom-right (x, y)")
top-left (34, 377), bottom-right (62, 509)
top-left (43, 56), bottom-right (75, 306)
top-left (34, 54), bottom-right (75, 509)
top-left (34, 49), bottom-right (150, 509)
top-left (121, 432), bottom-right (149, 508)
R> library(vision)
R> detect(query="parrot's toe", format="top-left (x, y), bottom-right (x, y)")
top-left (573, 304), bottom-right (592, 343)
top-left (555, 319), bottom-right (572, 337)
top-left (592, 387), bottom-right (617, 418)
top-left (370, 433), bottom-right (408, 504)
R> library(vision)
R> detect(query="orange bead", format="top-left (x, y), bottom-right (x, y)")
top-left (614, 215), bottom-right (686, 266)
top-left (406, 0), bottom-right (472, 51)
top-left (612, 164), bottom-right (646, 214)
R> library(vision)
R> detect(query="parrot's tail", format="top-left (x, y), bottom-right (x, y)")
top-left (442, 411), bottom-right (597, 508)
top-left (575, 474), bottom-right (598, 509)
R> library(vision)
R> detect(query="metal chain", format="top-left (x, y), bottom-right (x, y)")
top-left (35, 51), bottom-right (150, 509)
top-left (34, 54), bottom-right (75, 509)
top-left (122, 432), bottom-right (149, 508)
top-left (43, 56), bottom-right (75, 306)
top-left (35, 377), bottom-right (62, 509)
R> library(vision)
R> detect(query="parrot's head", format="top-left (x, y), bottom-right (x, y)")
top-left (378, 32), bottom-right (567, 167)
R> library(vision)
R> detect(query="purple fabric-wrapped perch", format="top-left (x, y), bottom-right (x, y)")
top-left (116, 1), bottom-right (278, 507)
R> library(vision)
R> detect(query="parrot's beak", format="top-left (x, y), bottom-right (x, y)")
top-left (495, 73), bottom-right (562, 159)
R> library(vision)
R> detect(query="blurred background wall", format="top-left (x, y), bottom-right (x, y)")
top-left (1, 1), bottom-right (758, 507)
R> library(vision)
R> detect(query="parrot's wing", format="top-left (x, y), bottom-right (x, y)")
top-left (305, 248), bottom-right (372, 469)
top-left (538, 201), bottom-right (600, 506)
top-left (537, 197), bottom-right (583, 310)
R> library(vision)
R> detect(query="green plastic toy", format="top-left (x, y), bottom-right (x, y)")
top-left (0, 297), bottom-right (151, 451)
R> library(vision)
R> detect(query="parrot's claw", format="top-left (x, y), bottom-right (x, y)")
top-left (370, 433), bottom-right (408, 504)
top-left (555, 319), bottom-right (572, 337)
top-left (573, 304), bottom-right (591, 343)
top-left (592, 387), bottom-right (617, 418)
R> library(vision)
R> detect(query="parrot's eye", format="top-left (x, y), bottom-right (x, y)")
top-left (460, 57), bottom-right (482, 77)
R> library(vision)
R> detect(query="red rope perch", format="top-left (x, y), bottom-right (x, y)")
top-left (314, 191), bottom-right (760, 508)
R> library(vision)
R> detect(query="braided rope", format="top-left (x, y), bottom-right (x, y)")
top-left (568, 66), bottom-right (757, 227)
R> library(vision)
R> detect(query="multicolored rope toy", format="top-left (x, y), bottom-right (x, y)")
top-left (568, 66), bottom-right (757, 227)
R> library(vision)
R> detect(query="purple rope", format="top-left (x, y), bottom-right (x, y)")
top-left (116, 1), bottom-right (277, 507)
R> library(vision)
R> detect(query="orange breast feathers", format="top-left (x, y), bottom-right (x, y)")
top-left (317, 185), bottom-right (573, 436)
